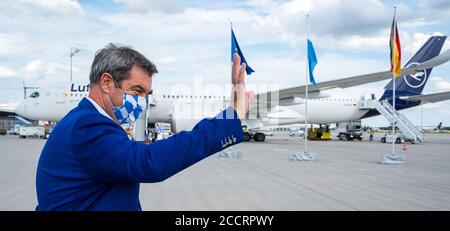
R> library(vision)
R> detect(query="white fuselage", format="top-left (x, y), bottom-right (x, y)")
top-left (263, 98), bottom-right (368, 125)
top-left (15, 82), bottom-right (369, 132)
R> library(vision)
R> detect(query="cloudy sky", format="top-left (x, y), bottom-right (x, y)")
top-left (0, 0), bottom-right (449, 127)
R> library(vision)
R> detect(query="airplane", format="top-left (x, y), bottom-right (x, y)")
top-left (437, 122), bottom-right (443, 130)
top-left (433, 122), bottom-right (450, 131)
top-left (5, 36), bottom-right (450, 139)
top-left (256, 36), bottom-right (450, 125)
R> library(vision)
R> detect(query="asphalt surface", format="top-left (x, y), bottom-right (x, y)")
top-left (1, 132), bottom-right (449, 210)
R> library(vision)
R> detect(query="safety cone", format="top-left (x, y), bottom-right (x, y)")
top-left (402, 143), bottom-right (408, 151)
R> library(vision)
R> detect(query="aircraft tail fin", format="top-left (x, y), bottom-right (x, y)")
top-left (381, 36), bottom-right (447, 100)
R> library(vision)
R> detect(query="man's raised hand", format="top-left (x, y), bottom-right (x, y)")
top-left (231, 53), bottom-right (254, 120)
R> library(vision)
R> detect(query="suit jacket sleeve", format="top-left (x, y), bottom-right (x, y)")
top-left (71, 107), bottom-right (243, 183)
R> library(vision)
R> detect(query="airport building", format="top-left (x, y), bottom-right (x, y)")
top-left (0, 104), bottom-right (38, 134)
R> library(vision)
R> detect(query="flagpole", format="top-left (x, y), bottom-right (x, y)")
top-left (294, 14), bottom-right (315, 161)
top-left (231, 22), bottom-right (234, 114)
top-left (304, 14), bottom-right (310, 154)
top-left (392, 6), bottom-right (396, 156)
top-left (382, 6), bottom-right (404, 165)
top-left (229, 21), bottom-right (236, 157)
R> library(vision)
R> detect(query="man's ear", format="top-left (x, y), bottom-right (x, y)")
top-left (99, 73), bottom-right (114, 94)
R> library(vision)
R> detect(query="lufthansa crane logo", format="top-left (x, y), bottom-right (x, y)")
top-left (403, 62), bottom-right (428, 88)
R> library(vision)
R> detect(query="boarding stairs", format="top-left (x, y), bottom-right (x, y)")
top-left (361, 99), bottom-right (424, 143)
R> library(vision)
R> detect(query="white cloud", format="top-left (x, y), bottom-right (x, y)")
top-left (159, 57), bottom-right (177, 65)
top-left (23, 60), bottom-right (66, 81)
top-left (251, 0), bottom-right (396, 38)
top-left (430, 76), bottom-right (450, 90)
top-left (247, 0), bottom-right (450, 55)
top-left (23, 60), bottom-right (44, 73)
top-left (100, 8), bottom-right (254, 42)
top-left (0, 33), bottom-right (33, 59)
top-left (0, 66), bottom-right (17, 78)
top-left (321, 31), bottom-right (449, 59)
top-left (418, 0), bottom-right (450, 19)
top-left (318, 34), bottom-right (388, 51)
top-left (113, 0), bottom-right (184, 14)
top-left (98, 0), bottom-right (445, 56)
top-left (97, 7), bottom-right (259, 76)
top-left (401, 32), bottom-right (447, 55)
top-left (0, 60), bottom-right (67, 82)
top-left (0, 0), bottom-right (448, 126)
top-left (418, 0), bottom-right (450, 9)
top-left (247, 0), bottom-right (279, 9)
top-left (281, 0), bottom-right (313, 14)
top-left (1, 0), bottom-right (84, 18)
top-left (1, 1), bottom-right (438, 88)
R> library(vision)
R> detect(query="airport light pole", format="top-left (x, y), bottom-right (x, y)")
top-left (70, 47), bottom-right (80, 82)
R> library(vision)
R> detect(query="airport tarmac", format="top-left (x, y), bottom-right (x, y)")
top-left (1, 132), bottom-right (450, 211)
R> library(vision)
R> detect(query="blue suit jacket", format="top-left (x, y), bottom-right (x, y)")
top-left (36, 98), bottom-right (243, 211)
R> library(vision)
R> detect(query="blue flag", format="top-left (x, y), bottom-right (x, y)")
top-left (307, 39), bottom-right (317, 85)
top-left (231, 28), bottom-right (255, 75)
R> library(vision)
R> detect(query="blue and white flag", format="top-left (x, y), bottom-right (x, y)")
top-left (307, 39), bottom-right (318, 85)
top-left (231, 28), bottom-right (255, 75)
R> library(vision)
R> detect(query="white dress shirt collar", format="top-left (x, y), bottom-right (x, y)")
top-left (85, 96), bottom-right (114, 121)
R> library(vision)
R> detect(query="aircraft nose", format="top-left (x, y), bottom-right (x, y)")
top-left (15, 101), bottom-right (26, 117)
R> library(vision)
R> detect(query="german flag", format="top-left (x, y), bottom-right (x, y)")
top-left (390, 13), bottom-right (401, 77)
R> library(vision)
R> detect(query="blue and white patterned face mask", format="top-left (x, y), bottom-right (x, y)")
top-left (110, 79), bottom-right (147, 124)
top-left (113, 93), bottom-right (147, 124)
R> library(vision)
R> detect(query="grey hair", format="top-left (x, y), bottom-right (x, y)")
top-left (89, 43), bottom-right (158, 86)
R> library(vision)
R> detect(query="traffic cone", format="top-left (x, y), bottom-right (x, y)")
top-left (402, 143), bottom-right (407, 151)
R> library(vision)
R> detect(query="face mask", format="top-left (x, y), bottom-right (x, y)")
top-left (110, 80), bottom-right (147, 124)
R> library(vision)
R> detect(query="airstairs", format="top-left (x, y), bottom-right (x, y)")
top-left (360, 99), bottom-right (424, 143)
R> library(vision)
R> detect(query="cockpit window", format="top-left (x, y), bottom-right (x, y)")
top-left (29, 92), bottom-right (40, 98)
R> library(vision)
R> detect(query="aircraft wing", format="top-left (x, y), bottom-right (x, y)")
top-left (400, 91), bottom-right (450, 104)
top-left (0, 105), bottom-right (16, 114)
top-left (248, 49), bottom-right (450, 118)
top-left (257, 49), bottom-right (450, 101)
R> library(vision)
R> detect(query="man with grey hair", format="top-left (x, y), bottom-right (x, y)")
top-left (35, 43), bottom-right (252, 211)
